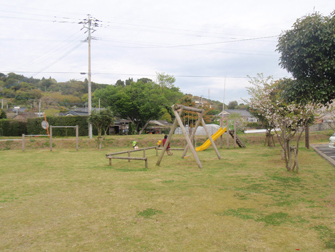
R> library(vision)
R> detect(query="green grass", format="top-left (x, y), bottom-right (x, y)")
top-left (0, 139), bottom-right (335, 251)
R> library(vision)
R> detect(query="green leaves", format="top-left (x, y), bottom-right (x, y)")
top-left (277, 11), bottom-right (335, 104)
top-left (93, 77), bottom-right (182, 132)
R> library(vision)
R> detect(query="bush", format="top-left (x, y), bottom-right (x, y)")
top-left (26, 116), bottom-right (98, 137)
top-left (0, 119), bottom-right (27, 136)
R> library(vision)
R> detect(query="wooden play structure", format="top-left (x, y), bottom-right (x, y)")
top-left (106, 146), bottom-right (157, 168)
top-left (156, 104), bottom-right (222, 169)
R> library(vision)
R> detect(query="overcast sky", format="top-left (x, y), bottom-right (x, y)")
top-left (1, 0), bottom-right (334, 104)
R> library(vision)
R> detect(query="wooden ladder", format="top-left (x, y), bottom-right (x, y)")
top-left (229, 130), bottom-right (246, 148)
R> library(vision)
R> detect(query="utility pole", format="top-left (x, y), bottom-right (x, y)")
top-left (79, 15), bottom-right (100, 139)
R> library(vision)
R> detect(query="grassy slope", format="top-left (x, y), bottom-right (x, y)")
top-left (0, 133), bottom-right (335, 251)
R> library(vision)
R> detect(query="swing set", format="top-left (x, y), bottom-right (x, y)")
top-left (156, 104), bottom-right (222, 169)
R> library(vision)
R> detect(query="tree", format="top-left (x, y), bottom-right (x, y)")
top-left (317, 101), bottom-right (335, 131)
top-left (245, 74), bottom-right (276, 146)
top-left (137, 78), bottom-right (152, 84)
top-left (94, 75), bottom-right (182, 134)
top-left (277, 11), bottom-right (335, 104)
top-left (227, 100), bottom-right (238, 109)
top-left (87, 109), bottom-right (114, 149)
top-left (249, 79), bottom-right (318, 172)
top-left (115, 79), bottom-right (125, 87)
top-left (94, 81), bottom-right (164, 134)
top-left (156, 72), bottom-right (176, 88)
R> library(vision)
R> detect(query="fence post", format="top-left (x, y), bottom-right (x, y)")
top-left (22, 134), bottom-right (25, 152)
top-left (234, 120), bottom-right (237, 149)
top-left (50, 126), bottom-right (53, 151)
top-left (226, 118), bottom-right (229, 149)
top-left (76, 125), bottom-right (79, 151)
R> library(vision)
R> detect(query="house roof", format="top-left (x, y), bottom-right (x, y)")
top-left (11, 107), bottom-right (28, 113)
top-left (59, 108), bottom-right (105, 116)
top-left (217, 109), bottom-right (253, 118)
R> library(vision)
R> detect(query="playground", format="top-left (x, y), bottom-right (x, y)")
top-left (1, 131), bottom-right (335, 251)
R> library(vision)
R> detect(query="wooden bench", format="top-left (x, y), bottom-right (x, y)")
top-left (106, 156), bottom-right (148, 168)
top-left (106, 146), bottom-right (157, 168)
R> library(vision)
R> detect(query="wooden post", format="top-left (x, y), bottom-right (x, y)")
top-left (22, 134), bottom-right (25, 152)
top-left (156, 107), bottom-right (183, 166)
top-left (128, 151), bottom-right (130, 162)
top-left (234, 120), bottom-right (237, 149)
top-left (50, 126), bottom-right (53, 151)
top-left (226, 118), bottom-right (229, 149)
top-left (76, 125), bottom-right (79, 151)
top-left (145, 158), bottom-right (148, 168)
top-left (174, 110), bottom-right (203, 169)
top-left (109, 158), bottom-right (112, 166)
top-left (201, 118), bottom-right (221, 160)
top-left (220, 116), bottom-right (223, 149)
top-left (182, 112), bottom-right (202, 158)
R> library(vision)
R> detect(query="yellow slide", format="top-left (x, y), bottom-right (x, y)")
top-left (196, 127), bottom-right (227, 152)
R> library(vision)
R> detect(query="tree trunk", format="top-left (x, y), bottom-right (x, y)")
top-left (139, 120), bottom-right (150, 135)
top-left (98, 129), bottom-right (102, 150)
top-left (285, 139), bottom-right (291, 171)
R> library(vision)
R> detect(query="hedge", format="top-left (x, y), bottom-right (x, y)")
top-left (0, 116), bottom-right (100, 137)
top-left (0, 119), bottom-right (27, 136)
top-left (27, 116), bottom-right (99, 137)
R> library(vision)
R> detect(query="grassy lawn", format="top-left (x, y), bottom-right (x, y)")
top-left (1, 137), bottom-right (335, 251)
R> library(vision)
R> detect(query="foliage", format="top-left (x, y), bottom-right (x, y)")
top-left (87, 109), bottom-right (114, 149)
top-left (0, 119), bottom-right (27, 136)
top-left (44, 108), bottom-right (60, 117)
top-left (159, 108), bottom-right (172, 123)
top-left (206, 108), bottom-right (220, 116)
top-left (177, 95), bottom-right (198, 129)
top-left (227, 113), bottom-right (247, 132)
top-left (277, 11), bottom-right (335, 104)
top-left (156, 72), bottom-right (176, 88)
top-left (248, 78), bottom-right (319, 172)
top-left (27, 116), bottom-right (98, 137)
top-left (245, 74), bottom-right (276, 139)
top-left (0, 72), bottom-right (107, 108)
top-left (317, 101), bottom-right (335, 131)
top-left (227, 100), bottom-right (238, 109)
top-left (0, 109), bottom-right (6, 119)
top-left (128, 122), bottom-right (135, 135)
top-left (94, 76), bottom-right (182, 134)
